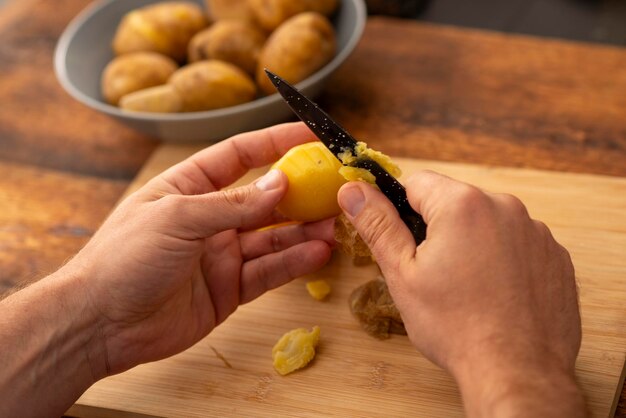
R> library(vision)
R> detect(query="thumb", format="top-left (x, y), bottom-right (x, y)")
top-left (337, 182), bottom-right (416, 273)
top-left (159, 169), bottom-right (288, 239)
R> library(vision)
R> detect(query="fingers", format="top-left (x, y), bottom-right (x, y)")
top-left (239, 241), bottom-right (332, 304)
top-left (337, 182), bottom-right (416, 274)
top-left (155, 122), bottom-right (319, 195)
top-left (240, 218), bottom-right (335, 260)
top-left (157, 169), bottom-right (289, 239)
top-left (404, 170), bottom-right (474, 225)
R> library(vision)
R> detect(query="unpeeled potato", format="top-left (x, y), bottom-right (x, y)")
top-left (169, 60), bottom-right (257, 112)
top-left (119, 85), bottom-right (183, 113)
top-left (248, 0), bottom-right (338, 31)
top-left (257, 12), bottom-right (336, 96)
top-left (112, 2), bottom-right (207, 62)
top-left (101, 52), bottom-right (177, 105)
top-left (188, 20), bottom-right (266, 74)
top-left (204, 0), bottom-right (255, 22)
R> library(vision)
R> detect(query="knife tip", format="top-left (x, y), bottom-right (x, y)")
top-left (264, 68), bottom-right (281, 87)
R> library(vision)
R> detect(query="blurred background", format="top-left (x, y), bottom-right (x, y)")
top-left (362, 0), bottom-right (626, 46)
top-left (0, 0), bottom-right (623, 45)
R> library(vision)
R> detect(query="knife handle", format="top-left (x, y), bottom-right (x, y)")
top-left (354, 159), bottom-right (427, 245)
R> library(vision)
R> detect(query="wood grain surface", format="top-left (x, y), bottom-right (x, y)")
top-left (0, 0), bottom-right (625, 415)
top-left (70, 150), bottom-right (626, 418)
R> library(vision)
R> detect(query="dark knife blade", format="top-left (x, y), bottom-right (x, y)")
top-left (264, 69), bottom-right (359, 159)
top-left (265, 69), bottom-right (427, 245)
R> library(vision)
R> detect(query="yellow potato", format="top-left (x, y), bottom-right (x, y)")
top-left (101, 52), bottom-right (177, 105)
top-left (204, 0), bottom-right (255, 22)
top-left (119, 84), bottom-right (183, 113)
top-left (112, 2), bottom-right (207, 62)
top-left (188, 21), bottom-right (266, 74)
top-left (169, 60), bottom-right (257, 112)
top-left (248, 0), bottom-right (338, 31)
top-left (256, 12), bottom-right (336, 96)
top-left (272, 142), bottom-right (346, 222)
top-left (272, 326), bottom-right (320, 376)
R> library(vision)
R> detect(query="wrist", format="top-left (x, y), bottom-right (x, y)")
top-left (0, 261), bottom-right (109, 416)
top-left (48, 261), bottom-right (111, 381)
top-left (451, 337), bottom-right (586, 418)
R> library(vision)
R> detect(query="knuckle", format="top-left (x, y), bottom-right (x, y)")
top-left (454, 184), bottom-right (489, 209)
top-left (358, 210), bottom-right (395, 250)
top-left (158, 194), bottom-right (186, 215)
top-left (221, 187), bottom-right (253, 208)
top-left (498, 193), bottom-right (529, 217)
top-left (269, 229), bottom-right (283, 252)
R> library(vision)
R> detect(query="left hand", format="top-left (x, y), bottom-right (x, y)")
top-left (69, 122), bottom-right (334, 377)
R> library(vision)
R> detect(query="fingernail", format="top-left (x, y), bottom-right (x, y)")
top-left (256, 169), bottom-right (282, 191)
top-left (339, 185), bottom-right (365, 217)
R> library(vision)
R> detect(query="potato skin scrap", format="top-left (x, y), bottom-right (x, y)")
top-left (306, 280), bottom-right (331, 301)
top-left (272, 326), bottom-right (321, 375)
top-left (349, 278), bottom-right (406, 339)
top-left (334, 213), bottom-right (372, 259)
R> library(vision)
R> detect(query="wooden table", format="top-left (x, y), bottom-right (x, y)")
top-left (1, 0), bottom-right (625, 415)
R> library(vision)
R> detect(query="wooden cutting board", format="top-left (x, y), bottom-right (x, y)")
top-left (69, 145), bottom-right (626, 418)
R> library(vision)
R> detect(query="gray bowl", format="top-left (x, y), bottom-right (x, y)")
top-left (54, 0), bottom-right (366, 142)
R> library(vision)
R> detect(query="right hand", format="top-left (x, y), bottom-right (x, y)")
top-left (337, 171), bottom-right (584, 417)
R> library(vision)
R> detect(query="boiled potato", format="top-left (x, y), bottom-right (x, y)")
top-left (169, 60), bottom-right (257, 112)
top-left (257, 12), bottom-right (336, 96)
top-left (101, 52), bottom-right (177, 105)
top-left (272, 142), bottom-right (346, 222)
top-left (112, 2), bottom-right (207, 62)
top-left (204, 0), bottom-right (255, 22)
top-left (188, 20), bottom-right (266, 74)
top-left (119, 84), bottom-right (183, 113)
top-left (249, 0), bottom-right (338, 31)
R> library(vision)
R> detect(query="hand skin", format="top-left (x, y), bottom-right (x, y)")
top-left (337, 172), bottom-right (586, 418)
top-left (0, 122), bottom-right (335, 418)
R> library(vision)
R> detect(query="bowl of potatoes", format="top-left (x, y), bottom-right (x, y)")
top-left (55, 0), bottom-right (366, 142)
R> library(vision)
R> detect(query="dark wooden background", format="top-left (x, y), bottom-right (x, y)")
top-left (0, 0), bottom-right (624, 415)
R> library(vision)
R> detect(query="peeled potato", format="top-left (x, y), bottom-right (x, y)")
top-left (257, 12), bottom-right (336, 96)
top-left (248, 0), bottom-right (338, 31)
top-left (188, 20), bottom-right (266, 74)
top-left (119, 84), bottom-right (183, 113)
top-left (169, 60), bottom-right (257, 112)
top-left (101, 52), bottom-right (177, 105)
top-left (272, 142), bottom-right (346, 222)
top-left (112, 2), bottom-right (207, 62)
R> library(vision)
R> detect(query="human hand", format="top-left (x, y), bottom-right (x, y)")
top-left (337, 171), bottom-right (584, 417)
top-left (69, 122), bottom-right (334, 377)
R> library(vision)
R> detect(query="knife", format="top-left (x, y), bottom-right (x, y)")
top-left (264, 69), bottom-right (427, 245)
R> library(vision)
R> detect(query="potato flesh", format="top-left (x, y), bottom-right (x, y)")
top-left (272, 326), bottom-right (320, 375)
top-left (306, 280), bottom-right (331, 301)
top-left (272, 142), bottom-right (346, 222)
top-left (119, 84), bottom-right (183, 113)
top-left (338, 142), bottom-right (403, 183)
